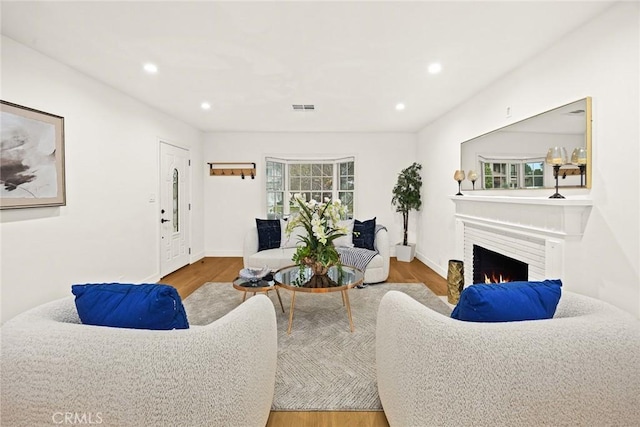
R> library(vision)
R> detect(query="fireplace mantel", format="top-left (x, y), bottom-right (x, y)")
top-left (450, 195), bottom-right (593, 239)
top-left (450, 195), bottom-right (593, 285)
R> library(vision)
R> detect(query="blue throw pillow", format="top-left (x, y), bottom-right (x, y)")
top-left (451, 279), bottom-right (562, 322)
top-left (353, 218), bottom-right (376, 250)
top-left (256, 218), bottom-right (281, 251)
top-left (72, 283), bottom-right (189, 330)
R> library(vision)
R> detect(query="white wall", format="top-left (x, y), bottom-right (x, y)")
top-left (0, 37), bottom-right (205, 323)
top-left (203, 132), bottom-right (416, 256)
top-left (416, 3), bottom-right (640, 316)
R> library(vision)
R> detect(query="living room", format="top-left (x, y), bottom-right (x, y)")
top-left (1, 1), bottom-right (639, 425)
top-left (3, 1), bottom-right (637, 322)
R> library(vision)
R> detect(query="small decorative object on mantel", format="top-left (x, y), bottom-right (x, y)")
top-left (447, 259), bottom-right (465, 304)
top-left (571, 147), bottom-right (588, 187)
top-left (454, 170), bottom-right (465, 196)
top-left (286, 193), bottom-right (348, 279)
top-left (467, 170), bottom-right (478, 190)
top-left (207, 162), bottom-right (256, 179)
top-left (545, 147), bottom-right (568, 199)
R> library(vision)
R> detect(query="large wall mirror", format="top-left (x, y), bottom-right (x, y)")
top-left (461, 97), bottom-right (592, 191)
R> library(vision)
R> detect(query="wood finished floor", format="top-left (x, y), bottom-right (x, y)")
top-left (160, 257), bottom-right (447, 427)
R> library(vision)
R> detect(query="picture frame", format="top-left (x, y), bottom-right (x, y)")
top-left (1, 100), bottom-right (66, 209)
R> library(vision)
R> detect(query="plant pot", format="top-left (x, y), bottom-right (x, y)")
top-left (395, 243), bottom-right (415, 262)
top-left (302, 257), bottom-right (331, 276)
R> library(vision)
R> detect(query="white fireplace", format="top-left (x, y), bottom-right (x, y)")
top-left (450, 195), bottom-right (592, 287)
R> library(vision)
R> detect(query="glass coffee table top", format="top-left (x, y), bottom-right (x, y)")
top-left (274, 265), bottom-right (364, 290)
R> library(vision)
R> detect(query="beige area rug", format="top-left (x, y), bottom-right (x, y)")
top-left (183, 282), bottom-right (451, 411)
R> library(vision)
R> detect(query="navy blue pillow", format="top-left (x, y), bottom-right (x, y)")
top-left (72, 283), bottom-right (189, 330)
top-left (451, 279), bottom-right (562, 322)
top-left (353, 218), bottom-right (376, 250)
top-left (256, 218), bottom-right (281, 251)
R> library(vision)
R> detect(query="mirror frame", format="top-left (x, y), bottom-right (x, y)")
top-left (461, 97), bottom-right (592, 190)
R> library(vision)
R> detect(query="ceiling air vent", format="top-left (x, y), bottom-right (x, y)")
top-left (292, 104), bottom-right (315, 111)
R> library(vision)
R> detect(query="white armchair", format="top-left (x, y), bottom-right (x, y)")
top-left (376, 290), bottom-right (640, 426)
top-left (1, 294), bottom-right (277, 427)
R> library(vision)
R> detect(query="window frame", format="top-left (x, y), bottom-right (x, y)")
top-left (480, 156), bottom-right (546, 189)
top-left (265, 156), bottom-right (356, 219)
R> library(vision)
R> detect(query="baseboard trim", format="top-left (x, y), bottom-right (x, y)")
top-left (205, 250), bottom-right (243, 257)
top-left (143, 272), bottom-right (162, 283)
top-left (415, 252), bottom-right (446, 278)
top-left (190, 251), bottom-right (206, 263)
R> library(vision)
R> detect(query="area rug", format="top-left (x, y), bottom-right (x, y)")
top-left (183, 282), bottom-right (451, 411)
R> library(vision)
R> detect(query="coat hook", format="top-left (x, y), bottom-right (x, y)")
top-left (251, 171), bottom-right (255, 179)
top-left (241, 171), bottom-right (245, 179)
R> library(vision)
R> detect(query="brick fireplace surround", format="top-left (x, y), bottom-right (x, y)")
top-left (450, 195), bottom-right (593, 288)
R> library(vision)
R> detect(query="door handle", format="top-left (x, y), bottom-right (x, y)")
top-left (161, 218), bottom-right (170, 223)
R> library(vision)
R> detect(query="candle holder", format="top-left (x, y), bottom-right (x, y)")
top-left (546, 147), bottom-right (567, 199)
top-left (454, 170), bottom-right (465, 196)
top-left (467, 170), bottom-right (478, 190)
top-left (549, 164), bottom-right (565, 199)
top-left (571, 147), bottom-right (587, 187)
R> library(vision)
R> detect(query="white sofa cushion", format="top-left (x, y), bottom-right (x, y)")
top-left (333, 219), bottom-right (355, 248)
top-left (248, 248), bottom-right (298, 270)
top-left (280, 220), bottom-right (306, 249)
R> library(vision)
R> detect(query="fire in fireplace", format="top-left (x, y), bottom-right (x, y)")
top-left (473, 245), bottom-right (528, 284)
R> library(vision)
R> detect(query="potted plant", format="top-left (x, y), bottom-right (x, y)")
top-left (285, 193), bottom-right (348, 275)
top-left (391, 162), bottom-right (423, 262)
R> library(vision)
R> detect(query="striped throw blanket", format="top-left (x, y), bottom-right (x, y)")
top-left (337, 247), bottom-right (378, 274)
top-left (336, 225), bottom-right (387, 278)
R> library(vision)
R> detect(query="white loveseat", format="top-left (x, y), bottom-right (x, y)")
top-left (1, 295), bottom-right (278, 427)
top-left (243, 225), bottom-right (390, 283)
top-left (376, 290), bottom-right (640, 426)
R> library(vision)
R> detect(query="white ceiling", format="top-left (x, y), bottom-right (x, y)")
top-left (1, 1), bottom-right (613, 133)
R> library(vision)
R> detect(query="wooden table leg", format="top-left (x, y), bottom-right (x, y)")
top-left (242, 291), bottom-right (247, 302)
top-left (274, 287), bottom-right (285, 313)
top-left (287, 291), bottom-right (296, 335)
top-left (343, 289), bottom-right (354, 332)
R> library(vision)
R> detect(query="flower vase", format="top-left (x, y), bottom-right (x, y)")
top-left (303, 257), bottom-right (330, 276)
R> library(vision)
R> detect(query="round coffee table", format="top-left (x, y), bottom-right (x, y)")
top-left (274, 265), bottom-right (364, 334)
top-left (232, 276), bottom-right (285, 313)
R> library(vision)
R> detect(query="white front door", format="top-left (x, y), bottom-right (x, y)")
top-left (159, 142), bottom-right (190, 277)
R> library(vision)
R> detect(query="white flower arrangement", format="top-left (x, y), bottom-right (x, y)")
top-left (285, 193), bottom-right (348, 269)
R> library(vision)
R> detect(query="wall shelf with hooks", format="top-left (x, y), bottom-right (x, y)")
top-left (207, 162), bottom-right (256, 179)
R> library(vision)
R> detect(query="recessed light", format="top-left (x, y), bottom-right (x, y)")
top-left (143, 63), bottom-right (158, 74)
top-left (428, 63), bottom-right (442, 74)
top-left (201, 102), bottom-right (211, 110)
top-left (395, 103), bottom-right (405, 111)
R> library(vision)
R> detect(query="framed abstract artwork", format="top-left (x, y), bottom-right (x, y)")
top-left (0, 101), bottom-right (66, 209)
